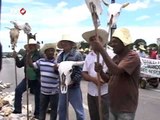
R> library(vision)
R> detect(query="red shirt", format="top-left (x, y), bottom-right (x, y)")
top-left (150, 50), bottom-right (157, 59)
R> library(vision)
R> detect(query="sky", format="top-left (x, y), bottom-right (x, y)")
top-left (1, 0), bottom-right (160, 52)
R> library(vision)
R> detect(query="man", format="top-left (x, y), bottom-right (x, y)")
top-left (82, 29), bottom-right (115, 120)
top-left (28, 43), bottom-right (59, 120)
top-left (92, 28), bottom-right (140, 120)
top-left (12, 39), bottom-right (41, 119)
top-left (137, 44), bottom-right (146, 58)
top-left (56, 34), bottom-right (85, 120)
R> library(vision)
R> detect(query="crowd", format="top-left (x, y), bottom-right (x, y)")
top-left (6, 27), bottom-right (140, 120)
top-left (136, 44), bottom-right (159, 59)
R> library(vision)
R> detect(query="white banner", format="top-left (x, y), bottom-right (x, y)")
top-left (140, 57), bottom-right (160, 77)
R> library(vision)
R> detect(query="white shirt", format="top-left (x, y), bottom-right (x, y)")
top-left (82, 49), bottom-right (115, 96)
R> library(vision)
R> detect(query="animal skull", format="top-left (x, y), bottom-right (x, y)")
top-left (58, 61), bottom-right (84, 94)
top-left (102, 0), bottom-right (129, 27)
top-left (9, 28), bottom-right (20, 50)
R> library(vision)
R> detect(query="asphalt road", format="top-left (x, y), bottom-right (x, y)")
top-left (0, 58), bottom-right (160, 120)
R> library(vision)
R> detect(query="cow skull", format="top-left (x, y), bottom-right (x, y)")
top-left (58, 61), bottom-right (84, 94)
top-left (102, 0), bottom-right (129, 27)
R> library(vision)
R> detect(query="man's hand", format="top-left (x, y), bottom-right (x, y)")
top-left (53, 64), bottom-right (58, 71)
top-left (94, 62), bottom-right (103, 73)
top-left (93, 77), bottom-right (105, 86)
top-left (91, 40), bottom-right (104, 53)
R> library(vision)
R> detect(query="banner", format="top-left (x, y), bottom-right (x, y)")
top-left (140, 57), bottom-right (160, 78)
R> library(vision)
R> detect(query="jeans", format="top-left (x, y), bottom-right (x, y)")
top-left (109, 111), bottom-right (135, 120)
top-left (87, 94), bottom-right (109, 120)
top-left (58, 87), bottom-right (85, 120)
top-left (14, 78), bottom-right (40, 116)
top-left (39, 93), bottom-right (59, 120)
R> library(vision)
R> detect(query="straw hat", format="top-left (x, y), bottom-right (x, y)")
top-left (82, 29), bottom-right (108, 46)
top-left (139, 45), bottom-right (146, 51)
top-left (41, 43), bottom-right (56, 53)
top-left (57, 34), bottom-right (76, 49)
top-left (112, 28), bottom-right (132, 46)
top-left (24, 38), bottom-right (40, 49)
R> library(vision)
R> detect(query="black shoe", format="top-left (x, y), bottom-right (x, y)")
top-left (12, 110), bottom-right (21, 114)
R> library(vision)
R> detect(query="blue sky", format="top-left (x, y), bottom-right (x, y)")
top-left (1, 0), bottom-right (160, 52)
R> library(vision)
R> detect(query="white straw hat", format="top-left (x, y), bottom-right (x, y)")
top-left (82, 29), bottom-right (108, 46)
top-left (112, 28), bottom-right (132, 46)
top-left (57, 34), bottom-right (76, 49)
top-left (24, 38), bottom-right (40, 49)
top-left (41, 43), bottom-right (56, 53)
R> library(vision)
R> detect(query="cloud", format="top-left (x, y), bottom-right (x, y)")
top-left (127, 26), bottom-right (160, 45)
top-left (40, 4), bottom-right (90, 27)
top-left (1, 1), bottom-right (93, 52)
top-left (2, 0), bottom-right (31, 4)
top-left (125, 0), bottom-right (150, 11)
top-left (155, 13), bottom-right (160, 16)
top-left (154, 0), bottom-right (160, 2)
top-left (1, 0), bottom-right (160, 52)
top-left (136, 15), bottom-right (150, 21)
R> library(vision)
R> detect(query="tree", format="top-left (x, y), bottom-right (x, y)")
top-left (80, 41), bottom-right (89, 50)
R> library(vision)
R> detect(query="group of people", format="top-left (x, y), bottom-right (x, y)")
top-left (11, 27), bottom-right (140, 120)
top-left (136, 44), bottom-right (159, 59)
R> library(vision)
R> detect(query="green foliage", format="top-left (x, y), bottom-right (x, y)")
top-left (79, 41), bottom-right (89, 49)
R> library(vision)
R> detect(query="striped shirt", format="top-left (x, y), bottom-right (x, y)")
top-left (33, 58), bottom-right (59, 95)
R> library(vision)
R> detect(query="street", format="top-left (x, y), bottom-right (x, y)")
top-left (0, 58), bottom-right (160, 120)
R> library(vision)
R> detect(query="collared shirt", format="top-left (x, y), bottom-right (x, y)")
top-left (82, 49), bottom-right (115, 96)
top-left (109, 50), bottom-right (140, 112)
